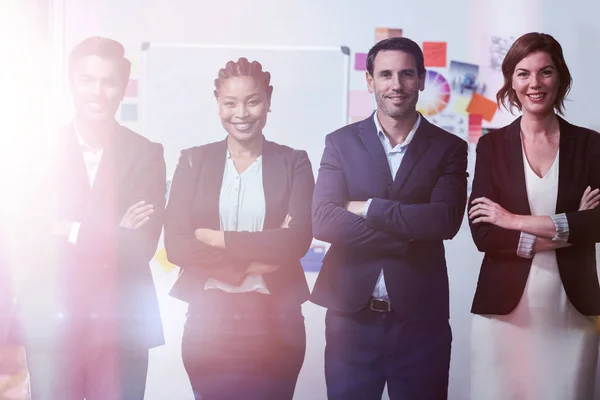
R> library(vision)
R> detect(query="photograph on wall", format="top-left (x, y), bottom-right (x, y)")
top-left (448, 61), bottom-right (484, 96)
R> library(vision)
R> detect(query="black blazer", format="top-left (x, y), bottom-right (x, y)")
top-left (16, 123), bottom-right (166, 350)
top-left (469, 116), bottom-right (600, 316)
top-left (165, 138), bottom-right (314, 309)
top-left (311, 114), bottom-right (468, 319)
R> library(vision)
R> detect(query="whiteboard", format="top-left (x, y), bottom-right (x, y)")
top-left (141, 43), bottom-right (350, 177)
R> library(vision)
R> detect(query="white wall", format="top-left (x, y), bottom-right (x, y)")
top-left (59, 1), bottom-right (600, 399)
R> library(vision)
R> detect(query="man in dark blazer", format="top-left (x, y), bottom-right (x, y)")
top-left (14, 37), bottom-right (165, 399)
top-left (311, 37), bottom-right (468, 399)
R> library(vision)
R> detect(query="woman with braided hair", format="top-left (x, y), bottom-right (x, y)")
top-left (164, 57), bottom-right (314, 399)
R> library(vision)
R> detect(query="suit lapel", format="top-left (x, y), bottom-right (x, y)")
top-left (57, 125), bottom-right (91, 219)
top-left (556, 116), bottom-right (576, 214)
top-left (261, 139), bottom-right (287, 230)
top-left (201, 140), bottom-right (228, 230)
top-left (505, 117), bottom-right (531, 215)
top-left (392, 116), bottom-right (432, 195)
top-left (358, 113), bottom-right (394, 188)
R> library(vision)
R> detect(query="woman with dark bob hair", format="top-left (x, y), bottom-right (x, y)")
top-left (468, 32), bottom-right (600, 399)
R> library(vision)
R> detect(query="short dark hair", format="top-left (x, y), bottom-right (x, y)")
top-left (497, 32), bottom-right (572, 114)
top-left (366, 37), bottom-right (425, 77)
top-left (68, 37), bottom-right (131, 83)
top-left (214, 57), bottom-right (273, 100)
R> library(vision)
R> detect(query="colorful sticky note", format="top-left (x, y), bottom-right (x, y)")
top-left (467, 93), bottom-right (497, 122)
top-left (423, 42), bottom-right (447, 68)
top-left (154, 247), bottom-right (176, 273)
top-left (125, 79), bottom-right (139, 98)
top-left (375, 28), bottom-right (403, 43)
top-left (120, 103), bottom-right (138, 122)
top-left (355, 53), bottom-right (368, 71)
top-left (453, 96), bottom-right (471, 116)
top-left (468, 114), bottom-right (483, 143)
top-left (349, 90), bottom-right (374, 119)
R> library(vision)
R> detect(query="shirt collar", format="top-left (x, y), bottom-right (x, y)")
top-left (73, 121), bottom-right (102, 153)
top-left (373, 111), bottom-right (421, 150)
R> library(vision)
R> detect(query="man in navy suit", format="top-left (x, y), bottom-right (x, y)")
top-left (312, 37), bottom-right (468, 400)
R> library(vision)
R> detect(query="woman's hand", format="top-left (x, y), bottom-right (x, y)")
top-left (469, 197), bottom-right (520, 230)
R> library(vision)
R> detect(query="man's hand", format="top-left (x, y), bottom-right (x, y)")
top-left (281, 214), bottom-right (292, 228)
top-left (119, 201), bottom-right (154, 229)
top-left (194, 228), bottom-right (225, 249)
top-left (246, 261), bottom-right (280, 275)
top-left (346, 201), bottom-right (367, 216)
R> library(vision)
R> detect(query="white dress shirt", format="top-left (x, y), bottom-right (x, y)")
top-left (366, 111), bottom-right (421, 300)
top-left (204, 151), bottom-right (270, 294)
top-left (67, 123), bottom-right (104, 244)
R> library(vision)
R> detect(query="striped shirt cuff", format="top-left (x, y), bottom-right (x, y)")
top-left (363, 198), bottom-right (373, 218)
top-left (551, 213), bottom-right (570, 243)
top-left (516, 232), bottom-right (536, 258)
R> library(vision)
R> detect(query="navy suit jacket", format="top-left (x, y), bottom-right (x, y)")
top-left (469, 116), bottom-right (600, 316)
top-left (15, 123), bottom-right (166, 350)
top-left (311, 113), bottom-right (468, 320)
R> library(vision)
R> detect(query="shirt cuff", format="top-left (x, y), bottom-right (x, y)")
top-left (68, 222), bottom-right (81, 244)
top-left (551, 213), bottom-right (569, 243)
top-left (516, 232), bottom-right (536, 258)
top-left (362, 199), bottom-right (373, 218)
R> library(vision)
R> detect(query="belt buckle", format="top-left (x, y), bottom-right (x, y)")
top-left (369, 298), bottom-right (391, 312)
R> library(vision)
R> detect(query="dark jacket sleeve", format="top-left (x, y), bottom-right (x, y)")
top-left (565, 134), bottom-right (600, 244)
top-left (366, 139), bottom-right (468, 241)
top-left (312, 133), bottom-right (409, 257)
top-left (468, 136), bottom-right (521, 254)
top-left (164, 148), bottom-right (249, 277)
top-left (224, 150), bottom-right (315, 263)
top-left (76, 142), bottom-right (167, 264)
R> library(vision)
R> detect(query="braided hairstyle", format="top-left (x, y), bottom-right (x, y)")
top-left (214, 57), bottom-right (273, 101)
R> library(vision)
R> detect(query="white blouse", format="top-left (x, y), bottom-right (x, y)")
top-left (204, 151), bottom-right (270, 294)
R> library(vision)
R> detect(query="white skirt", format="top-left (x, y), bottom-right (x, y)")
top-left (471, 251), bottom-right (599, 400)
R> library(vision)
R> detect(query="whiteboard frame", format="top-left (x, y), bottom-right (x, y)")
top-left (139, 42), bottom-right (351, 150)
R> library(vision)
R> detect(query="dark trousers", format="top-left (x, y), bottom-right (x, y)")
top-left (26, 342), bottom-right (148, 400)
top-left (22, 313), bottom-right (149, 400)
top-left (324, 307), bottom-right (452, 400)
top-left (182, 291), bottom-right (306, 400)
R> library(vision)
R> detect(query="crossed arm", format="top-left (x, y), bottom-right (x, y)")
top-left (312, 134), bottom-right (468, 255)
top-left (164, 149), bottom-right (314, 284)
top-left (51, 143), bottom-right (166, 263)
top-left (468, 137), bottom-right (600, 257)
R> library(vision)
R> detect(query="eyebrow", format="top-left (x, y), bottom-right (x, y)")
top-left (221, 93), bottom-right (261, 100)
top-left (378, 68), bottom-right (416, 74)
top-left (516, 65), bottom-right (555, 72)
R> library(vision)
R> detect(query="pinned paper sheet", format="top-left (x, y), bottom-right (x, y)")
top-left (355, 53), bottom-right (368, 71)
top-left (453, 96), bottom-right (471, 116)
top-left (349, 90), bottom-right (374, 120)
top-left (468, 114), bottom-right (483, 143)
top-left (125, 79), bottom-right (139, 98)
top-left (154, 247), bottom-right (176, 273)
top-left (423, 42), bottom-right (447, 68)
top-left (449, 61), bottom-right (480, 95)
top-left (467, 93), bottom-right (497, 122)
top-left (375, 28), bottom-right (403, 43)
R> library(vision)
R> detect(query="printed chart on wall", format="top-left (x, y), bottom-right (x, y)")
top-left (140, 43), bottom-right (350, 179)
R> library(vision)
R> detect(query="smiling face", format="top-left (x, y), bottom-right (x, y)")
top-left (216, 76), bottom-right (271, 143)
top-left (366, 49), bottom-right (425, 121)
top-left (69, 55), bottom-right (127, 125)
top-left (512, 51), bottom-right (560, 117)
